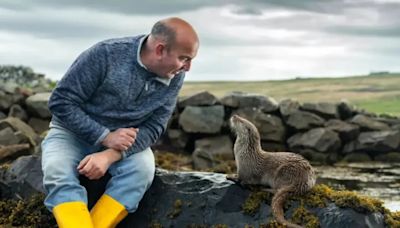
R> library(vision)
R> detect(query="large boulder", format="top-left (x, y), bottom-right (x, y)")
top-left (178, 91), bottom-right (219, 108)
top-left (286, 111), bottom-right (325, 131)
top-left (192, 136), bottom-right (233, 170)
top-left (0, 117), bottom-right (39, 146)
top-left (0, 90), bottom-right (14, 111)
top-left (343, 131), bottom-right (400, 155)
top-left (0, 155), bottom-right (44, 199)
top-left (350, 114), bottom-right (391, 131)
top-left (287, 128), bottom-right (341, 154)
top-left (301, 102), bottom-right (339, 119)
top-left (325, 119), bottom-right (360, 142)
top-left (279, 99), bottom-right (300, 118)
top-left (220, 92), bottom-right (278, 112)
top-left (0, 158), bottom-right (392, 228)
top-left (232, 109), bottom-right (286, 143)
top-left (25, 92), bottom-right (52, 119)
top-left (117, 170), bottom-right (387, 228)
top-left (179, 105), bottom-right (224, 134)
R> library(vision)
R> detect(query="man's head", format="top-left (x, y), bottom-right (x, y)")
top-left (142, 17), bottom-right (199, 79)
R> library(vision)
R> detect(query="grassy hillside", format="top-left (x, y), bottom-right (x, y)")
top-left (179, 73), bottom-right (400, 116)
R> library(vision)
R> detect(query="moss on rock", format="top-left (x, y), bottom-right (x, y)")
top-left (242, 184), bottom-right (399, 227)
top-left (0, 194), bottom-right (56, 227)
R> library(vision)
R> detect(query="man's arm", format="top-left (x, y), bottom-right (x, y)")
top-left (49, 43), bottom-right (110, 145)
top-left (124, 92), bottom-right (179, 157)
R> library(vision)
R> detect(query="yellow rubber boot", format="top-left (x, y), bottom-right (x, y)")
top-left (90, 194), bottom-right (128, 228)
top-left (53, 201), bottom-right (94, 228)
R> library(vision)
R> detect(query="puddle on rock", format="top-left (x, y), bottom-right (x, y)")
top-left (314, 162), bottom-right (400, 212)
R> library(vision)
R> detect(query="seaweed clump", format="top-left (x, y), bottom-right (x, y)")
top-left (242, 184), bottom-right (400, 228)
top-left (0, 194), bottom-right (56, 227)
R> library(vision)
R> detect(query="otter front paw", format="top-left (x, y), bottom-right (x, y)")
top-left (226, 174), bottom-right (240, 183)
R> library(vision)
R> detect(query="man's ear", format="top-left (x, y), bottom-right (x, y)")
top-left (155, 43), bottom-right (165, 58)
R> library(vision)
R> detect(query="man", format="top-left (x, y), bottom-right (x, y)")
top-left (41, 17), bottom-right (199, 228)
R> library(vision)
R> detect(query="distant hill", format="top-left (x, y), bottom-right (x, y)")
top-left (180, 73), bottom-right (400, 116)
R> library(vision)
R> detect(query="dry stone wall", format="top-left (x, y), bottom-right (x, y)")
top-left (167, 91), bottom-right (400, 168)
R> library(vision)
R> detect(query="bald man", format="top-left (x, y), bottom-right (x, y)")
top-left (41, 17), bottom-right (199, 228)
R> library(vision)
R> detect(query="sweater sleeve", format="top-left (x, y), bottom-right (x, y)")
top-left (124, 78), bottom-right (183, 157)
top-left (48, 43), bottom-right (110, 145)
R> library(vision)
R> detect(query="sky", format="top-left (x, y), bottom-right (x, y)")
top-left (0, 0), bottom-right (400, 81)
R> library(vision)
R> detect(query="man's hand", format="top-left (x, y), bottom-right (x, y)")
top-left (102, 128), bottom-right (139, 151)
top-left (77, 148), bottom-right (122, 180)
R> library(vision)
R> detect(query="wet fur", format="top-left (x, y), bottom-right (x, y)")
top-left (230, 115), bottom-right (316, 228)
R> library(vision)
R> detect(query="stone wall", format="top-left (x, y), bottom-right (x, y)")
top-left (166, 91), bottom-right (400, 169)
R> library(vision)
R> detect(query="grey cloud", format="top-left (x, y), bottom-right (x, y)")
top-left (1, 0), bottom-right (227, 15)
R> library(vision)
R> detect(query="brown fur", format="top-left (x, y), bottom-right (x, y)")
top-left (229, 115), bottom-right (316, 228)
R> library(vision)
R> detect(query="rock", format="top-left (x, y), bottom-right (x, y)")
top-left (0, 144), bottom-right (31, 162)
top-left (28, 118), bottom-right (50, 135)
top-left (192, 136), bottom-right (233, 170)
top-left (337, 101), bottom-right (356, 120)
top-left (343, 131), bottom-right (400, 154)
top-left (118, 170), bottom-right (386, 227)
top-left (0, 111), bottom-right (6, 120)
top-left (178, 91), bottom-right (218, 108)
top-left (231, 109), bottom-right (286, 142)
top-left (25, 92), bottom-right (52, 118)
top-left (0, 155), bottom-right (44, 199)
top-left (301, 102), bottom-right (339, 119)
top-left (167, 129), bottom-right (188, 149)
top-left (179, 106), bottom-right (224, 133)
top-left (254, 112), bottom-right (286, 142)
top-left (279, 99), bottom-right (300, 117)
top-left (350, 114), bottom-right (391, 131)
top-left (0, 161), bottom-right (391, 227)
top-left (0, 90), bottom-right (14, 111)
top-left (220, 91), bottom-right (278, 112)
top-left (0, 117), bottom-right (39, 146)
top-left (287, 128), bottom-right (341, 153)
top-left (8, 104), bottom-right (28, 122)
top-left (0, 127), bottom-right (20, 145)
top-left (286, 110), bottom-right (325, 130)
top-left (325, 119), bottom-right (360, 142)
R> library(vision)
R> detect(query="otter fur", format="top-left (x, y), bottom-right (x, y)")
top-left (229, 114), bottom-right (316, 228)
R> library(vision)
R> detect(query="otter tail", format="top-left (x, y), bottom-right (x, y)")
top-left (271, 186), bottom-right (303, 228)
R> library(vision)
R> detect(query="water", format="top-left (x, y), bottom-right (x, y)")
top-left (314, 162), bottom-right (400, 212)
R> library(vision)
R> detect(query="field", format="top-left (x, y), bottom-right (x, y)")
top-left (179, 73), bottom-right (400, 116)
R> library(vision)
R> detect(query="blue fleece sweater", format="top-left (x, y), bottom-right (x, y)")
top-left (48, 35), bottom-right (185, 157)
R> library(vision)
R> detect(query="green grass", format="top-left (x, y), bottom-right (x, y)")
top-left (355, 96), bottom-right (400, 116)
top-left (179, 73), bottom-right (400, 116)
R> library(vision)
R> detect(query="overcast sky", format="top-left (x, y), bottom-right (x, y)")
top-left (1, 0), bottom-right (400, 81)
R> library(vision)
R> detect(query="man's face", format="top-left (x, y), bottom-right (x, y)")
top-left (157, 42), bottom-right (198, 79)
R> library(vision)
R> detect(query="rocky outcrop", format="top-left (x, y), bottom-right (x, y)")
top-left (1, 156), bottom-right (394, 228)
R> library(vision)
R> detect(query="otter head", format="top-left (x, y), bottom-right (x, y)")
top-left (230, 115), bottom-right (261, 140)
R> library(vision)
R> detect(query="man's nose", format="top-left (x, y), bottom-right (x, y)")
top-left (183, 61), bottom-right (191, 71)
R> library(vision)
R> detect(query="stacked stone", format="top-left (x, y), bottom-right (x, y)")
top-left (166, 91), bottom-right (400, 169)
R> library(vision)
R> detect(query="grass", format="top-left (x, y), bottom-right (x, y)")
top-left (179, 73), bottom-right (400, 116)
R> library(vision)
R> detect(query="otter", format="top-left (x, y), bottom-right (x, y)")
top-left (228, 114), bottom-right (316, 228)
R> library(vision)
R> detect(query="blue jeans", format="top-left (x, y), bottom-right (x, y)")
top-left (41, 126), bottom-right (155, 213)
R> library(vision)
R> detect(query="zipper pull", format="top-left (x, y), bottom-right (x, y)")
top-left (145, 82), bottom-right (148, 91)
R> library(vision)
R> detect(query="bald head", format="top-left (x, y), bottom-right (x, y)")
top-left (142, 17), bottom-right (199, 79)
top-left (150, 17), bottom-right (199, 49)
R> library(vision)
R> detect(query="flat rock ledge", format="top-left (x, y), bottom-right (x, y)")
top-left (1, 155), bottom-right (396, 227)
top-left (92, 169), bottom-right (387, 228)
